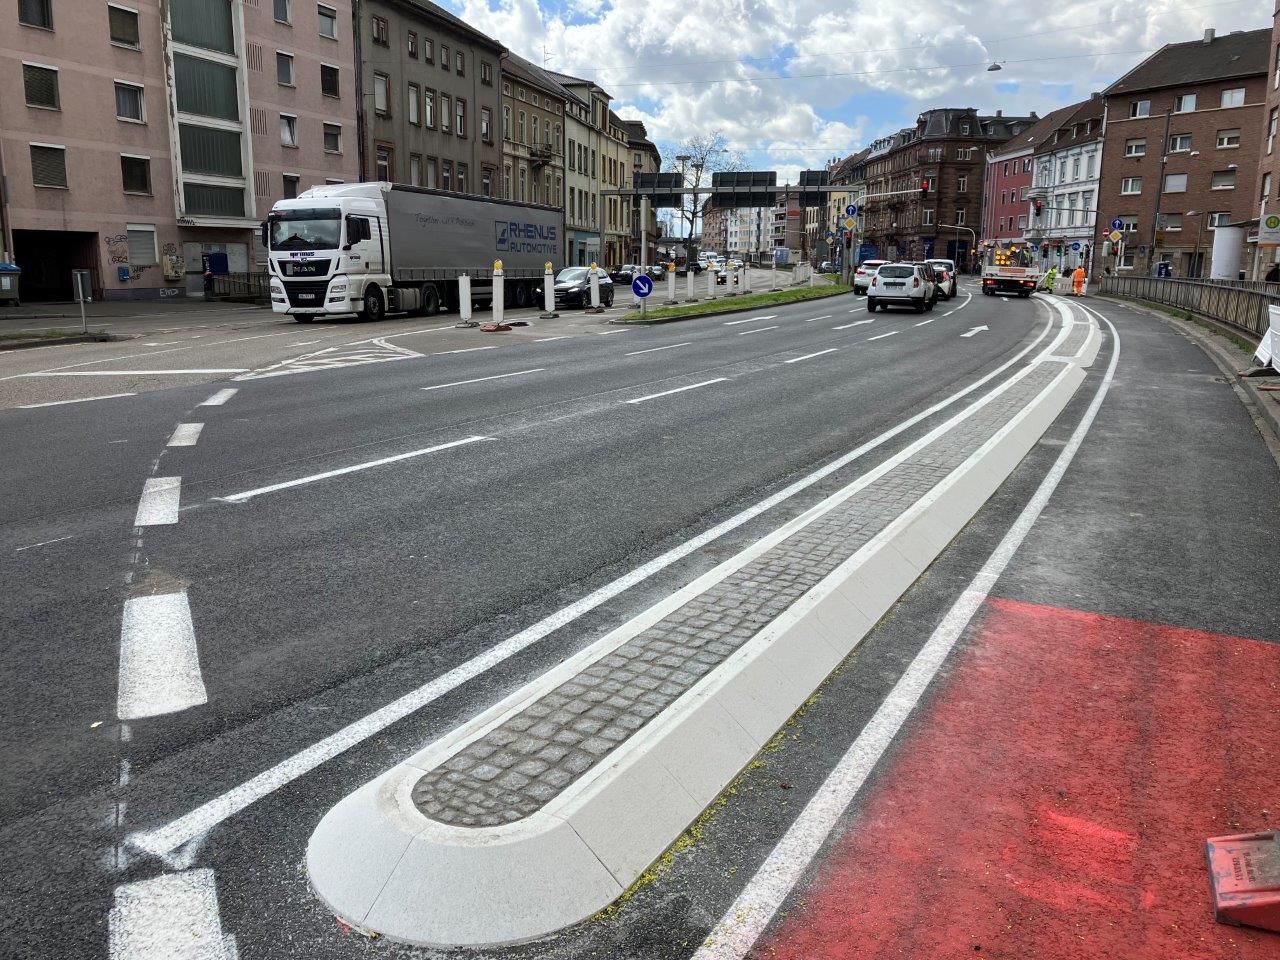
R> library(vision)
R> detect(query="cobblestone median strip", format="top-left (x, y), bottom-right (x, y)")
top-left (308, 301), bottom-right (1097, 947)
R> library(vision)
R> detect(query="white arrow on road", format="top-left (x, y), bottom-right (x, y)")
top-left (960, 325), bottom-right (989, 338)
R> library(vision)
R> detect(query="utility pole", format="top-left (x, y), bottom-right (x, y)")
top-left (1148, 107), bottom-right (1172, 275)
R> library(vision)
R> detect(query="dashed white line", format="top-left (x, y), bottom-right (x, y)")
top-left (915, 317), bottom-right (938, 326)
top-left (200, 388), bottom-right (238, 406)
top-left (116, 592), bottom-right (207, 720)
top-left (867, 331), bottom-right (899, 341)
top-left (421, 369), bottom-right (544, 391)
top-left (723, 317), bottom-right (760, 326)
top-left (533, 336), bottom-right (569, 342)
top-left (625, 342), bottom-right (692, 356)
top-left (737, 325), bottom-right (779, 336)
top-left (218, 436), bottom-right (490, 503)
top-left (596, 330), bottom-right (626, 335)
top-left (431, 346), bottom-right (500, 356)
top-left (21, 369), bottom-right (249, 377)
top-left (167, 423), bottom-right (204, 447)
top-left (833, 319), bottom-right (874, 330)
top-left (14, 534), bottom-right (76, 552)
top-left (785, 348), bottom-right (839, 364)
top-left (134, 477), bottom-right (182, 526)
top-left (805, 315), bottom-right (832, 322)
top-left (625, 378), bottom-right (729, 404)
top-left (108, 868), bottom-right (232, 960)
top-left (17, 392), bottom-right (136, 408)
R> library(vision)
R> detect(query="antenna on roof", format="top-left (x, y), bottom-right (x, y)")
top-left (542, 44), bottom-right (553, 67)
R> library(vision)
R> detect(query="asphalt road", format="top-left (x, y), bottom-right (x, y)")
top-left (4, 284), bottom-right (1273, 959)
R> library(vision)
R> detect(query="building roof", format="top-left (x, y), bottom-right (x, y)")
top-left (545, 69), bottom-right (612, 103)
top-left (619, 118), bottom-right (661, 156)
top-left (915, 107), bottom-right (1037, 141)
top-left (390, 0), bottom-right (505, 53)
top-left (1032, 94), bottom-right (1105, 155)
top-left (501, 50), bottom-right (574, 103)
top-left (1105, 27), bottom-right (1269, 96)
top-left (830, 148), bottom-right (870, 183)
top-left (988, 100), bottom-right (1087, 160)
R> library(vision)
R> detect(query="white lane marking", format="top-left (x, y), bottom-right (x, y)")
top-left (17, 392), bottom-right (137, 408)
top-left (737, 325), bottom-right (780, 336)
top-left (421, 369), bottom-right (544, 392)
top-left (625, 378), bottom-right (729, 404)
top-left (847, 307), bottom-right (865, 313)
top-left (940, 291), bottom-right (974, 317)
top-left (961, 325), bottom-right (989, 338)
top-left (21, 369), bottom-right (249, 377)
top-left (833, 319), bottom-right (874, 330)
top-left (214, 331), bottom-right (294, 345)
top-left (431, 346), bottom-right (500, 356)
top-left (805, 315), bottom-right (832, 322)
top-left (108, 868), bottom-right (233, 960)
top-left (533, 336), bottom-right (569, 342)
top-left (291, 339), bottom-right (325, 346)
top-left (14, 534), bottom-right (76, 552)
top-left (596, 330), bottom-right (626, 335)
top-left (116, 592), bottom-right (207, 721)
top-left (200, 388), bottom-right (237, 406)
top-left (218, 436), bottom-right (490, 503)
top-left (914, 317), bottom-right (937, 326)
top-left (127, 311), bottom-right (1061, 858)
top-left (134, 477), bottom-right (182, 526)
top-left (693, 309), bottom-right (1116, 960)
top-left (784, 348), bottom-right (839, 364)
top-left (867, 331), bottom-right (899, 341)
top-left (626, 341), bottom-right (692, 356)
top-left (167, 423), bottom-right (204, 447)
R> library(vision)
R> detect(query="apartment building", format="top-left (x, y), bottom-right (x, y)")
top-left (621, 119), bottom-right (661, 263)
top-left (981, 103), bottom-right (1079, 243)
top-left (2, 0), bottom-right (357, 300)
top-left (1028, 95), bottom-right (1105, 272)
top-left (1099, 28), bottom-right (1268, 276)
top-left (499, 51), bottom-right (565, 210)
top-left (1256, 10), bottom-right (1280, 270)
top-left (356, 0), bottom-right (502, 195)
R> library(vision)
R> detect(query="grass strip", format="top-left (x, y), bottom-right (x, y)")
top-left (617, 285), bottom-right (852, 323)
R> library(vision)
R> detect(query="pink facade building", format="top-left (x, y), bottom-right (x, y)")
top-left (981, 104), bottom-right (1077, 243)
top-left (1, 0), bottom-right (358, 300)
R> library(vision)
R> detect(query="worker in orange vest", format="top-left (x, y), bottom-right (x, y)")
top-left (1072, 264), bottom-right (1086, 296)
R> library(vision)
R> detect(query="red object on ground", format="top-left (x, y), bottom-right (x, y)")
top-left (480, 322), bottom-right (511, 332)
top-left (1207, 832), bottom-right (1280, 932)
top-left (756, 597), bottom-right (1280, 960)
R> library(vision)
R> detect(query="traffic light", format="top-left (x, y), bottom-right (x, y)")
top-left (920, 179), bottom-right (929, 198)
top-left (1033, 199), bottom-right (1043, 218)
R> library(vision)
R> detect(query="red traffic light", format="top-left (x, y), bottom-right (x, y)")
top-left (919, 180), bottom-right (930, 198)
top-left (1033, 199), bottom-right (1043, 217)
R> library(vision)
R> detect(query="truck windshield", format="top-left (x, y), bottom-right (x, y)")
top-left (269, 208), bottom-right (342, 250)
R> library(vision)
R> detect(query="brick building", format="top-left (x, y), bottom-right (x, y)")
top-left (1256, 13), bottom-right (1280, 272)
top-left (1099, 28), bottom-right (1268, 277)
top-left (702, 203), bottom-right (729, 256)
top-left (861, 108), bottom-right (1035, 266)
top-left (982, 103), bottom-right (1079, 243)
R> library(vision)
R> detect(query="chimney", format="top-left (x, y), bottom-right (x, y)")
top-left (1203, 28), bottom-right (1215, 43)
top-left (996, 109), bottom-right (1003, 117)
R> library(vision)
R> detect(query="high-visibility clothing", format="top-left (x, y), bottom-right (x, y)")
top-left (1072, 267), bottom-right (1086, 295)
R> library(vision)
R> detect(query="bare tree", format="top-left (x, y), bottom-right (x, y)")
top-left (664, 130), bottom-right (743, 259)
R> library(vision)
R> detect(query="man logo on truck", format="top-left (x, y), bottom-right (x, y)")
top-left (496, 221), bottom-right (558, 256)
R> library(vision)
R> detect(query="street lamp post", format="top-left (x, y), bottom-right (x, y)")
top-left (1185, 210), bottom-right (1205, 278)
top-left (939, 223), bottom-right (976, 270)
top-left (674, 154), bottom-right (691, 270)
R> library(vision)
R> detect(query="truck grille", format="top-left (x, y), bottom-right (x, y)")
top-left (284, 280), bottom-right (330, 307)
top-left (282, 259), bottom-right (332, 277)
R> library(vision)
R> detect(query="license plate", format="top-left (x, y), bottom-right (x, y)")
top-left (298, 293), bottom-right (317, 300)
top-left (886, 282), bottom-right (905, 288)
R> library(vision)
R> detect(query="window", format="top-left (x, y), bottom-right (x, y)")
top-left (441, 44), bottom-right (450, 70)
top-left (482, 167), bottom-right (493, 197)
top-left (115, 81), bottom-right (144, 122)
top-left (1174, 93), bottom-right (1196, 113)
top-left (282, 173), bottom-right (299, 199)
top-left (30, 144), bottom-right (67, 188)
top-left (1086, 152), bottom-right (1096, 178)
top-left (18, 0), bottom-right (52, 29)
top-left (532, 116), bottom-right (539, 145)
top-left (425, 157), bottom-right (437, 188)
top-left (1211, 169), bottom-right (1236, 189)
top-left (1220, 87), bottom-right (1245, 108)
top-left (1023, 157), bottom-right (1032, 173)
top-left (1162, 213), bottom-right (1182, 231)
top-left (518, 110), bottom-right (525, 143)
top-left (274, 0), bottom-right (290, 22)
top-left (276, 52), bottom-right (294, 86)
top-left (1120, 251), bottom-right (1135, 269)
top-left (279, 114), bottom-right (298, 148)
top-left (120, 155), bottom-right (151, 194)
top-left (998, 216), bottom-right (1005, 231)
top-left (179, 124), bottom-right (241, 175)
top-left (424, 89), bottom-right (435, 128)
top-left (519, 166), bottom-right (526, 201)
top-left (922, 208), bottom-right (934, 225)
top-left (22, 64), bottom-right (59, 109)
top-left (457, 163), bottom-right (467, 193)
top-left (109, 5), bottom-right (140, 47)
top-left (960, 122), bottom-right (970, 134)
top-left (1169, 134), bottom-right (1191, 152)
top-left (955, 209), bottom-right (966, 225)
top-left (320, 63), bottom-right (339, 97)
top-left (407, 83), bottom-right (420, 124)
top-left (455, 99), bottom-right (465, 137)
top-left (1216, 128), bottom-right (1240, 148)
top-left (171, 0), bottom-right (233, 52)
top-left (1270, 108), bottom-right (1278, 154)
top-left (481, 107), bottom-right (492, 143)
top-left (1163, 173), bottom-right (1187, 193)
top-left (1129, 100), bottom-right (1150, 118)
top-left (409, 154), bottom-right (422, 186)
top-left (1120, 176), bottom-right (1142, 194)
top-left (1072, 156), bottom-right (1081, 178)
top-left (424, 38), bottom-right (434, 64)
top-left (440, 94), bottom-right (451, 132)
top-left (1018, 214), bottom-right (1027, 229)
top-left (1208, 211), bottom-right (1231, 228)
top-left (502, 105), bottom-right (511, 139)
top-left (1121, 216), bottom-right (1138, 233)
top-left (956, 174), bottom-right (967, 193)
top-left (1002, 162), bottom-right (1010, 177)
top-left (481, 61), bottom-right (493, 85)
top-left (373, 73), bottom-right (389, 115)
top-left (1263, 172), bottom-right (1273, 201)
top-left (442, 160), bottom-right (452, 191)
top-left (375, 144), bottom-right (393, 180)
top-left (455, 50), bottom-right (464, 75)
top-left (322, 122), bottom-right (341, 153)
top-left (371, 16), bottom-right (388, 45)
top-left (407, 31), bottom-right (417, 58)
top-left (1125, 138), bottom-right (1146, 157)
top-left (317, 4), bottom-right (336, 38)
top-left (126, 225), bottom-right (157, 265)
top-left (504, 164), bottom-right (511, 198)
top-left (567, 137), bottom-right (575, 169)
top-left (1058, 159), bottom-right (1067, 182)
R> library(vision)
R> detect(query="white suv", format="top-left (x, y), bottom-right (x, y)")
top-left (853, 259), bottom-right (886, 295)
top-left (867, 263), bottom-right (937, 313)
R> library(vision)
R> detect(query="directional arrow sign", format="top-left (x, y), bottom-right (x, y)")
top-left (960, 325), bottom-right (989, 338)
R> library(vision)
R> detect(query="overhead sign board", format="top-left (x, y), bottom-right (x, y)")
top-left (797, 169), bottom-right (829, 207)
top-left (711, 171), bottom-right (776, 209)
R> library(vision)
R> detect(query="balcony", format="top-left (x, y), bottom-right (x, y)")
top-left (529, 142), bottom-right (553, 165)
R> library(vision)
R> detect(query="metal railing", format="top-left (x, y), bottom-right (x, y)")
top-left (211, 272), bottom-right (271, 303)
top-left (1100, 276), bottom-right (1276, 341)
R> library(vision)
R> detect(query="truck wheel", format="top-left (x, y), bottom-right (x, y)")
top-left (361, 286), bottom-right (384, 322)
top-left (420, 284), bottom-right (440, 316)
top-left (513, 283), bottom-right (529, 308)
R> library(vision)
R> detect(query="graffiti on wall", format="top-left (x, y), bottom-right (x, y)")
top-left (104, 234), bottom-right (152, 281)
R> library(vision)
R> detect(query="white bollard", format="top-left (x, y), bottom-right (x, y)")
top-left (707, 263), bottom-right (717, 300)
top-left (492, 260), bottom-right (504, 327)
top-left (541, 261), bottom-right (558, 318)
top-left (666, 262), bottom-right (677, 304)
top-left (771, 259), bottom-right (779, 291)
top-left (686, 266), bottom-right (698, 302)
top-left (458, 274), bottom-right (473, 326)
top-left (808, 264), bottom-right (815, 287)
top-left (588, 261), bottom-right (602, 312)
top-left (743, 264), bottom-right (752, 295)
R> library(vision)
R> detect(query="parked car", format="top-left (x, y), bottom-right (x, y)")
top-left (925, 258), bottom-right (957, 299)
top-left (853, 259), bottom-right (887, 294)
top-left (553, 266), bottom-right (614, 308)
top-left (646, 264), bottom-right (668, 281)
top-left (819, 260), bottom-right (836, 273)
top-left (610, 264), bottom-right (638, 283)
top-left (866, 263), bottom-right (936, 313)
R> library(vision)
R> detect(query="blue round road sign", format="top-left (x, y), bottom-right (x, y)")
top-left (631, 274), bottom-right (654, 298)
top-left (845, 204), bottom-right (858, 217)
top-left (1070, 241), bottom-right (1081, 252)
top-left (1111, 217), bottom-right (1124, 231)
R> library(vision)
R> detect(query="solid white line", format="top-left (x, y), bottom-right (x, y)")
top-left (625, 378), bottom-right (729, 404)
top-left (14, 534), bottom-right (76, 552)
top-left (17, 392), bottom-right (137, 408)
top-left (116, 592), bottom-right (207, 721)
top-left (108, 868), bottom-right (232, 960)
top-left (915, 316), bottom-right (937, 326)
top-left (784, 348), bottom-right (838, 364)
top-left (218, 436), bottom-right (490, 503)
top-left (832, 319), bottom-right (873, 330)
top-left (432, 346), bottom-right (499, 356)
top-left (596, 330), bottom-right (626, 335)
top-left (737, 325), bottom-right (779, 336)
top-left (134, 477), bottom-right (182, 526)
top-left (625, 342), bottom-right (691, 356)
top-left (867, 331), bottom-right (898, 341)
top-left (804, 315), bottom-right (832, 322)
top-left (167, 423), bottom-right (204, 447)
top-left (533, 336), bottom-right (569, 342)
top-left (127, 309), bottom-right (1061, 859)
top-left (691, 310), bottom-right (1117, 960)
top-left (22, 369), bottom-right (249, 377)
top-left (421, 369), bottom-right (544, 392)
top-left (200, 388), bottom-right (237, 406)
